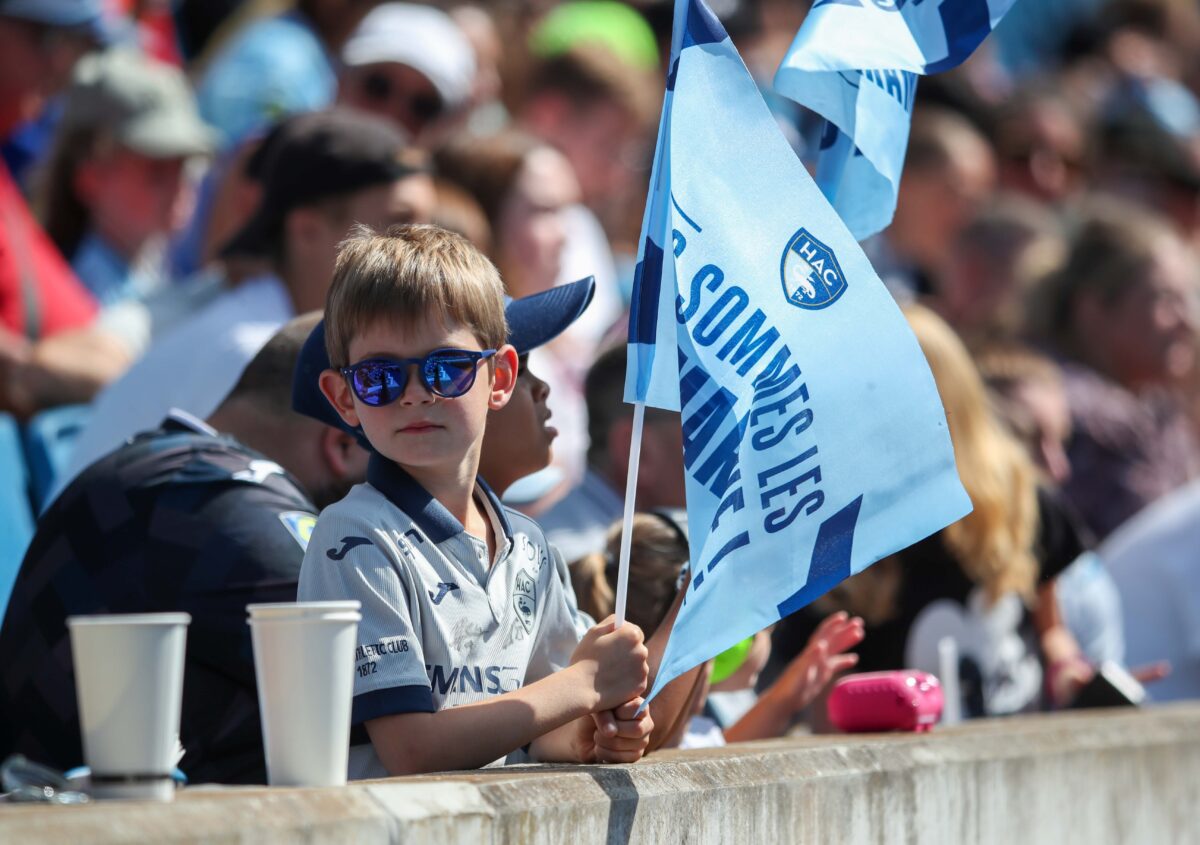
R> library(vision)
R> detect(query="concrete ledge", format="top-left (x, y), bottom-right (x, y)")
top-left (4, 704), bottom-right (1200, 844)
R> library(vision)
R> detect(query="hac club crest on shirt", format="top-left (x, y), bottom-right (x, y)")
top-left (513, 570), bottom-right (538, 634)
top-left (781, 228), bottom-right (848, 310)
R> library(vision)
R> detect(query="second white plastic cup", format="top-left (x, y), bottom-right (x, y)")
top-left (247, 601), bottom-right (361, 787)
top-left (67, 612), bottom-right (191, 801)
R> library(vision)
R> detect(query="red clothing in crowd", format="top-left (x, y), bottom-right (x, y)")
top-left (0, 159), bottom-right (97, 339)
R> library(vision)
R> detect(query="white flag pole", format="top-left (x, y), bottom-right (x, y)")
top-left (613, 401), bottom-right (647, 627)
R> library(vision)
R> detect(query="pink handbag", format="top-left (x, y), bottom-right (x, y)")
top-left (827, 670), bottom-right (944, 733)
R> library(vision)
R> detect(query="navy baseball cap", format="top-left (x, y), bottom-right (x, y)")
top-left (292, 276), bottom-right (595, 440)
top-left (221, 109), bottom-right (424, 258)
top-left (0, 0), bottom-right (113, 41)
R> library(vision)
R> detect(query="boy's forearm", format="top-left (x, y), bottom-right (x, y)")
top-left (528, 716), bottom-right (590, 763)
top-left (367, 666), bottom-right (599, 775)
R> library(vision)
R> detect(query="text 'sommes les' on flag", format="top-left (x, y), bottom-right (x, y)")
top-left (625, 0), bottom-right (972, 703)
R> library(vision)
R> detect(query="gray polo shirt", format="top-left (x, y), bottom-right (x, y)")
top-left (298, 455), bottom-right (591, 779)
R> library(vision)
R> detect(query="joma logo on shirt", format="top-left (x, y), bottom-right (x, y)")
top-left (428, 582), bottom-right (459, 605)
top-left (426, 664), bottom-right (520, 695)
top-left (327, 536), bottom-right (372, 560)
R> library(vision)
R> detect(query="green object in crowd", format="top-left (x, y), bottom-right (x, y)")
top-left (709, 636), bottom-right (754, 684)
top-left (530, 1), bottom-right (660, 70)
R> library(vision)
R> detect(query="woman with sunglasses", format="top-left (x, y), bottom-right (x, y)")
top-left (337, 3), bottom-right (476, 146)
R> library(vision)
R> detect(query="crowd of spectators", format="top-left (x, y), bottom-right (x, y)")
top-left (2, 0), bottom-right (1200, 784)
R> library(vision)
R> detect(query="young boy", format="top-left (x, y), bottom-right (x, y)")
top-left (301, 224), bottom-right (651, 778)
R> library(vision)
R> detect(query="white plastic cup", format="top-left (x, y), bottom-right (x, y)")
top-left (247, 601), bottom-right (361, 787)
top-left (67, 613), bottom-right (191, 801)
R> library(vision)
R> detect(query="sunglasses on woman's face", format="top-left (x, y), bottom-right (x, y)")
top-left (341, 348), bottom-right (497, 406)
top-left (360, 70), bottom-right (444, 123)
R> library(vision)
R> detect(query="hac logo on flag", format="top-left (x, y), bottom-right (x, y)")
top-left (781, 229), bottom-right (847, 310)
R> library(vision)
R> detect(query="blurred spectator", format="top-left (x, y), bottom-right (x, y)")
top-left (83, 114), bottom-right (301, 374)
top-left (436, 130), bottom-right (578, 300)
top-left (537, 343), bottom-right (685, 562)
top-left (0, 314), bottom-right (369, 784)
top-left (1093, 110), bottom-right (1200, 246)
top-left (1037, 200), bottom-right (1200, 540)
top-left (930, 193), bottom-right (1065, 345)
top-left (338, 3), bottom-right (476, 147)
top-left (35, 49), bottom-right (213, 306)
top-left (1101, 477), bottom-right (1200, 702)
top-left (0, 0), bottom-right (103, 335)
top-left (978, 342), bottom-right (1124, 666)
top-left (450, 4), bottom-right (507, 135)
top-left (978, 342), bottom-right (1076, 489)
top-left (769, 306), bottom-right (1091, 718)
top-left (515, 44), bottom-right (645, 331)
top-left (0, 0), bottom-right (129, 417)
top-left (430, 177), bottom-right (492, 256)
top-left (993, 88), bottom-right (1089, 204)
top-left (436, 129), bottom-right (590, 488)
top-left (518, 43), bottom-right (654, 228)
top-left (866, 107), bottom-right (997, 302)
top-left (195, 0), bottom-right (380, 147)
top-left (511, 45), bottom-right (660, 483)
top-left (54, 109), bottom-right (434, 497)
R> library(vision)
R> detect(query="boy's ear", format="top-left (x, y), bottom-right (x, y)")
top-left (487, 344), bottom-right (519, 411)
top-left (319, 368), bottom-right (362, 428)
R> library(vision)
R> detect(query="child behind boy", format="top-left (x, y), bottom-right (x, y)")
top-left (572, 512), bottom-right (864, 748)
top-left (300, 224), bottom-right (651, 779)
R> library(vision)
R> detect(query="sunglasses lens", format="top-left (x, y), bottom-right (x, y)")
top-left (411, 94), bottom-right (443, 122)
top-left (426, 353), bottom-right (478, 397)
top-left (353, 362), bottom-right (405, 406)
top-left (361, 72), bottom-right (392, 101)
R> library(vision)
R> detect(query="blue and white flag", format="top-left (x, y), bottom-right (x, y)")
top-left (626, 0), bottom-right (972, 703)
top-left (774, 0), bottom-right (1019, 240)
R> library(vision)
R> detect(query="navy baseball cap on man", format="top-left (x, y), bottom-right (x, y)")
top-left (0, 0), bottom-right (111, 41)
top-left (292, 275), bottom-right (596, 442)
top-left (221, 109), bottom-right (426, 258)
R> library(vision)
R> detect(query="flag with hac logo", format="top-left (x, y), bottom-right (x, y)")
top-left (774, 0), bottom-right (1019, 240)
top-left (625, 0), bottom-right (972, 702)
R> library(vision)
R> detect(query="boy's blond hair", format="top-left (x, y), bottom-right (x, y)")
top-left (325, 223), bottom-right (507, 367)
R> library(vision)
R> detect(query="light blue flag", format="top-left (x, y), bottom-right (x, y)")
top-left (625, 0), bottom-right (973, 703)
top-left (774, 0), bottom-right (1019, 240)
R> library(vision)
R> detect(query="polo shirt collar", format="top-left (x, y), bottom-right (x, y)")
top-left (367, 453), bottom-right (513, 545)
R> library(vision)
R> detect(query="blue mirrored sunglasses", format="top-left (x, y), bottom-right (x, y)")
top-left (341, 348), bottom-right (497, 405)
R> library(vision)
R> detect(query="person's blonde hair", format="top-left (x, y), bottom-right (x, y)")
top-left (324, 223), bottom-right (507, 367)
top-left (570, 513), bottom-right (687, 635)
top-left (906, 304), bottom-right (1040, 603)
